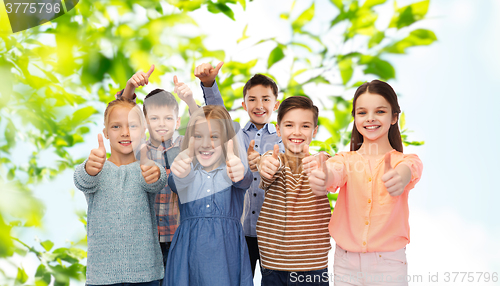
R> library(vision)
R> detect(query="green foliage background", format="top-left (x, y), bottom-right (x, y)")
top-left (0, 0), bottom-right (435, 284)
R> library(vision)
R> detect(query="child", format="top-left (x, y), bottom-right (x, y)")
top-left (117, 65), bottom-right (224, 269)
top-left (74, 97), bottom-right (167, 286)
top-left (164, 105), bottom-right (254, 286)
top-left (195, 62), bottom-right (284, 276)
top-left (257, 96), bottom-right (331, 286)
top-left (306, 80), bottom-right (423, 286)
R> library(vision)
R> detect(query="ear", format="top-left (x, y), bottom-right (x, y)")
top-left (312, 125), bottom-right (318, 138)
top-left (242, 100), bottom-right (247, 112)
top-left (276, 123), bottom-right (281, 137)
top-left (175, 116), bottom-right (181, 130)
top-left (391, 113), bottom-right (398, 125)
top-left (102, 128), bottom-right (109, 139)
top-left (273, 100), bottom-right (280, 111)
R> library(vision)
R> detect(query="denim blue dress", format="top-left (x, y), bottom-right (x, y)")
top-left (163, 162), bottom-right (254, 286)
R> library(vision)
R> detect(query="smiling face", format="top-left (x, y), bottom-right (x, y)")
top-left (146, 106), bottom-right (180, 147)
top-left (354, 92), bottom-right (398, 147)
top-left (104, 106), bottom-right (144, 159)
top-left (193, 119), bottom-right (224, 172)
top-left (277, 108), bottom-right (318, 157)
top-left (242, 84), bottom-right (279, 130)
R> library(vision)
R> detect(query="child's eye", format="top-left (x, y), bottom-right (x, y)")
top-left (211, 135), bottom-right (219, 139)
top-left (377, 110), bottom-right (386, 114)
top-left (357, 112), bottom-right (366, 115)
top-left (111, 125), bottom-right (119, 129)
top-left (303, 125), bottom-right (310, 128)
top-left (130, 124), bottom-right (138, 129)
top-left (285, 124), bottom-right (292, 127)
top-left (167, 117), bottom-right (173, 121)
top-left (150, 117), bottom-right (157, 121)
top-left (194, 134), bottom-right (202, 139)
top-left (264, 98), bottom-right (270, 102)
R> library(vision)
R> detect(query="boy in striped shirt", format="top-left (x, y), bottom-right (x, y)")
top-left (256, 96), bottom-right (331, 286)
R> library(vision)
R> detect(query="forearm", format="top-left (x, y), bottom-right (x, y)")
top-left (122, 82), bottom-right (137, 100)
top-left (201, 81), bottom-right (224, 106)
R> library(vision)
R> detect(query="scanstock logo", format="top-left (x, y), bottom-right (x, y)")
top-left (1, 0), bottom-right (79, 33)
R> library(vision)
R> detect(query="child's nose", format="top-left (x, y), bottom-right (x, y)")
top-left (201, 136), bottom-right (212, 147)
top-left (122, 126), bottom-right (130, 136)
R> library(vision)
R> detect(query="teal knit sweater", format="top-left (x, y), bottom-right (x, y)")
top-left (74, 160), bottom-right (167, 285)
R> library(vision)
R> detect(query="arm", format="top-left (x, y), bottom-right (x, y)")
top-left (173, 76), bottom-right (199, 114)
top-left (382, 152), bottom-right (423, 196)
top-left (74, 160), bottom-right (102, 194)
top-left (120, 65), bottom-right (155, 101)
top-left (194, 62), bottom-right (225, 106)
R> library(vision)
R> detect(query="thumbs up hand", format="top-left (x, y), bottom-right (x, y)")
top-left (173, 76), bottom-right (194, 103)
top-left (259, 144), bottom-right (281, 180)
top-left (194, 62), bottom-right (224, 87)
top-left (247, 140), bottom-right (260, 172)
top-left (171, 137), bottom-right (195, 178)
top-left (140, 144), bottom-right (161, 184)
top-left (381, 152), bottom-right (405, 197)
top-left (226, 140), bottom-right (245, 182)
top-left (128, 65), bottom-right (155, 88)
top-left (308, 152), bottom-right (330, 196)
top-left (85, 134), bottom-right (107, 176)
top-left (301, 144), bottom-right (317, 175)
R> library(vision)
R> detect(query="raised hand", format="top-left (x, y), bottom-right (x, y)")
top-left (140, 144), bottom-right (161, 184)
top-left (173, 76), bottom-right (194, 103)
top-left (194, 62), bottom-right (224, 87)
top-left (381, 152), bottom-right (404, 196)
top-left (308, 152), bottom-right (329, 196)
top-left (226, 139), bottom-right (245, 182)
top-left (128, 65), bottom-right (155, 88)
top-left (259, 144), bottom-right (280, 180)
top-left (247, 140), bottom-right (260, 172)
top-left (85, 134), bottom-right (107, 176)
top-left (171, 137), bottom-right (195, 178)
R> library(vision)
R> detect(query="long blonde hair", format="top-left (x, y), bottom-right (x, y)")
top-left (182, 105), bottom-right (239, 166)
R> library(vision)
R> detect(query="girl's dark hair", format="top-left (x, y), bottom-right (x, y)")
top-left (350, 80), bottom-right (403, 152)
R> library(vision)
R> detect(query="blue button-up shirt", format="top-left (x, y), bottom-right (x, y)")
top-left (201, 81), bottom-right (284, 237)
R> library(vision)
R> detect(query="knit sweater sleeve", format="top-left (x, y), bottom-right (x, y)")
top-left (74, 160), bottom-right (102, 194)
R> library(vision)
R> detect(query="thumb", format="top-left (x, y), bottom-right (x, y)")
top-left (226, 139), bottom-right (234, 160)
top-left (247, 140), bottom-right (255, 154)
top-left (173, 75), bottom-right (179, 86)
top-left (213, 61), bottom-right (224, 73)
top-left (303, 144), bottom-right (310, 157)
top-left (384, 152), bottom-right (392, 173)
top-left (98, 134), bottom-right (105, 152)
top-left (146, 65), bottom-right (155, 78)
top-left (273, 144), bottom-right (279, 159)
top-left (140, 144), bottom-right (149, 166)
top-left (187, 136), bottom-right (195, 158)
top-left (317, 152), bottom-right (328, 173)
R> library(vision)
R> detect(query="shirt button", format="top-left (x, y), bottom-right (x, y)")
top-left (254, 177), bottom-right (257, 181)
top-left (206, 204), bottom-right (210, 208)
top-left (368, 199), bottom-right (371, 203)
top-left (365, 221), bottom-right (369, 225)
top-left (207, 189), bottom-right (210, 192)
top-left (253, 193), bottom-right (257, 197)
top-left (255, 145), bottom-right (258, 148)
top-left (159, 218), bottom-right (163, 221)
top-left (257, 133), bottom-right (260, 136)
top-left (252, 211), bottom-right (256, 214)
top-left (207, 176), bottom-right (210, 179)
top-left (368, 177), bottom-right (372, 182)
top-left (363, 241), bottom-right (366, 246)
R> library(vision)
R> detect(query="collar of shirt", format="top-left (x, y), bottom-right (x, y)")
top-left (146, 138), bottom-right (173, 152)
top-left (243, 121), bottom-right (277, 134)
top-left (192, 161), bottom-right (226, 173)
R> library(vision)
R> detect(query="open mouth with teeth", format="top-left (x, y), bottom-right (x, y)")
top-left (364, 125), bottom-right (380, 130)
top-left (198, 150), bottom-right (215, 160)
top-left (119, 140), bottom-right (132, 146)
top-left (253, 111), bottom-right (266, 117)
top-left (289, 139), bottom-right (304, 145)
top-left (156, 129), bottom-right (169, 135)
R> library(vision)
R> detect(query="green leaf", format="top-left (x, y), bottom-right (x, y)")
top-left (237, 24), bottom-right (249, 43)
top-left (399, 112), bottom-right (406, 129)
top-left (41, 240), bottom-right (54, 251)
top-left (292, 3), bottom-right (315, 33)
top-left (362, 0), bottom-right (387, 9)
top-left (389, 0), bottom-right (430, 29)
top-left (330, 0), bottom-right (343, 10)
top-left (383, 29), bottom-right (437, 54)
top-left (359, 55), bottom-right (395, 80)
top-left (267, 46), bottom-right (285, 69)
top-left (368, 31), bottom-right (385, 48)
top-left (16, 267), bottom-right (29, 284)
top-left (338, 58), bottom-right (353, 85)
top-left (71, 106), bottom-right (98, 126)
top-left (207, 2), bottom-right (235, 20)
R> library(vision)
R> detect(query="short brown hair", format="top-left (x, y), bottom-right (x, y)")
top-left (243, 74), bottom-right (278, 99)
top-left (277, 96), bottom-right (319, 127)
top-left (143, 89), bottom-right (179, 118)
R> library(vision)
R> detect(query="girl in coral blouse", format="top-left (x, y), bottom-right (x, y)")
top-left (305, 80), bottom-right (423, 286)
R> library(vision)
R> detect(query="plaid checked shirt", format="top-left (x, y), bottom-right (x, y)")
top-left (143, 136), bottom-right (182, 243)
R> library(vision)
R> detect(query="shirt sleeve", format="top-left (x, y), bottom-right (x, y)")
top-left (395, 153), bottom-right (423, 192)
top-left (201, 80), bottom-right (224, 106)
top-left (73, 160), bottom-right (102, 194)
top-left (115, 89), bottom-right (137, 101)
top-left (140, 161), bottom-right (168, 193)
top-left (325, 152), bottom-right (348, 193)
top-left (233, 165), bottom-right (253, 190)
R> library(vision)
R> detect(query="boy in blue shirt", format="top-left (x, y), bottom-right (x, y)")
top-left (195, 62), bottom-right (284, 276)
